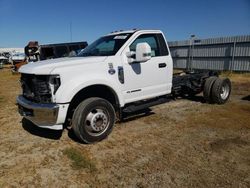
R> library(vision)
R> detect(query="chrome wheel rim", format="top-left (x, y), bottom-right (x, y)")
top-left (220, 84), bottom-right (230, 100)
top-left (85, 108), bottom-right (109, 136)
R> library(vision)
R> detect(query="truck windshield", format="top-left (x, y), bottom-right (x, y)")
top-left (78, 33), bottom-right (132, 57)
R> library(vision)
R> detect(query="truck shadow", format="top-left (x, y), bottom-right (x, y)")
top-left (242, 95), bottom-right (250, 101)
top-left (21, 118), bottom-right (63, 140)
top-left (67, 129), bottom-right (84, 144)
top-left (119, 96), bottom-right (205, 123)
top-left (120, 108), bottom-right (155, 123)
top-left (180, 95), bottom-right (206, 103)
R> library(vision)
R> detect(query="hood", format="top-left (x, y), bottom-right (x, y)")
top-left (19, 56), bottom-right (107, 75)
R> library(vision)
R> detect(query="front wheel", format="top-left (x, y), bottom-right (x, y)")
top-left (72, 97), bottom-right (116, 143)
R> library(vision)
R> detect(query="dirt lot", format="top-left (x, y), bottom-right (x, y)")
top-left (0, 68), bottom-right (249, 188)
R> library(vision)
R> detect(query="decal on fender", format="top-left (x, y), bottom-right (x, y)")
top-left (108, 63), bottom-right (116, 75)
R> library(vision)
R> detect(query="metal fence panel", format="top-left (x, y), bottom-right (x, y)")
top-left (169, 35), bottom-right (250, 72)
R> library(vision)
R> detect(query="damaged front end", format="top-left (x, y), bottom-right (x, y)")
top-left (20, 73), bottom-right (60, 103)
top-left (17, 73), bottom-right (64, 130)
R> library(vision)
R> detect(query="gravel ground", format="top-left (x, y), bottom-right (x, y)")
top-left (0, 69), bottom-right (249, 188)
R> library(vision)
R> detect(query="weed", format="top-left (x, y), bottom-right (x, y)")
top-left (63, 147), bottom-right (96, 172)
top-left (0, 96), bottom-right (4, 103)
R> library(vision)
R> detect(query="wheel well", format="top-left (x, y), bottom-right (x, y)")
top-left (66, 85), bottom-right (119, 122)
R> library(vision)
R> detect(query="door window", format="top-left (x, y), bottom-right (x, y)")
top-left (130, 34), bottom-right (160, 57)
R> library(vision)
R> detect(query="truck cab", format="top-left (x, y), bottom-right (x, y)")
top-left (75, 30), bottom-right (173, 104)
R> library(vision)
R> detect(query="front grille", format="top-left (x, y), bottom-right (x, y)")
top-left (20, 74), bottom-right (52, 103)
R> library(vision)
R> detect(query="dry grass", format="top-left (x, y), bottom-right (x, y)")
top-left (0, 69), bottom-right (249, 187)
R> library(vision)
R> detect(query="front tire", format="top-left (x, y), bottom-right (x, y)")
top-left (72, 97), bottom-right (115, 143)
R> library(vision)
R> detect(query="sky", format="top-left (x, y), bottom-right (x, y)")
top-left (0, 0), bottom-right (249, 47)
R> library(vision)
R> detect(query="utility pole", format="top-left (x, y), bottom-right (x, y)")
top-left (189, 34), bottom-right (195, 72)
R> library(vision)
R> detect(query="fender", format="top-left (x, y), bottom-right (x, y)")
top-left (55, 74), bottom-right (125, 107)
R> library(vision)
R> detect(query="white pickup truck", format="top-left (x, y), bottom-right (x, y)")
top-left (17, 29), bottom-right (231, 143)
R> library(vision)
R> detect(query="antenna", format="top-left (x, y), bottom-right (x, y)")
top-left (70, 21), bottom-right (72, 42)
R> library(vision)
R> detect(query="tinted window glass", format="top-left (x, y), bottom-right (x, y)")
top-left (69, 45), bottom-right (80, 51)
top-left (40, 47), bottom-right (54, 60)
top-left (55, 46), bottom-right (69, 57)
top-left (157, 34), bottom-right (169, 56)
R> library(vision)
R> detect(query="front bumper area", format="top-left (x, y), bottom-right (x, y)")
top-left (17, 95), bottom-right (63, 130)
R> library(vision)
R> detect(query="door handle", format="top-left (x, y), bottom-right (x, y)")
top-left (158, 63), bottom-right (166, 68)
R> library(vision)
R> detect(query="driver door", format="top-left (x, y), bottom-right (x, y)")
top-left (122, 33), bottom-right (173, 103)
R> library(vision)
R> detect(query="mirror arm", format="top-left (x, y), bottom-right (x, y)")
top-left (126, 51), bottom-right (136, 64)
top-left (127, 57), bottom-right (135, 64)
top-left (126, 51), bottom-right (135, 57)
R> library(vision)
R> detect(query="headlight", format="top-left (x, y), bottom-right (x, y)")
top-left (49, 75), bottom-right (61, 95)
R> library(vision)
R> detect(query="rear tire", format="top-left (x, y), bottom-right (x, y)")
top-left (211, 78), bottom-right (231, 104)
top-left (203, 76), bottom-right (217, 103)
top-left (72, 97), bottom-right (115, 143)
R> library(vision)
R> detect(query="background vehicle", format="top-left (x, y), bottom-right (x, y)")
top-left (10, 52), bottom-right (26, 72)
top-left (17, 29), bottom-right (231, 143)
top-left (0, 56), bottom-right (8, 69)
top-left (11, 41), bottom-right (88, 73)
top-left (24, 41), bottom-right (88, 62)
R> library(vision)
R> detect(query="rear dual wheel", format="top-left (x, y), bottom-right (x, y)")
top-left (211, 78), bottom-right (231, 104)
top-left (203, 76), bottom-right (217, 103)
top-left (203, 77), bottom-right (231, 104)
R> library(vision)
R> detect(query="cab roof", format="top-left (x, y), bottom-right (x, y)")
top-left (106, 29), bottom-right (162, 36)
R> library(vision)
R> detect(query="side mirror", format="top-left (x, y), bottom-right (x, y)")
top-left (135, 42), bottom-right (151, 62)
top-left (126, 42), bottom-right (152, 63)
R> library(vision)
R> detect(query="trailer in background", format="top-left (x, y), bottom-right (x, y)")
top-left (12, 41), bottom-right (88, 72)
top-left (25, 41), bottom-right (88, 62)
